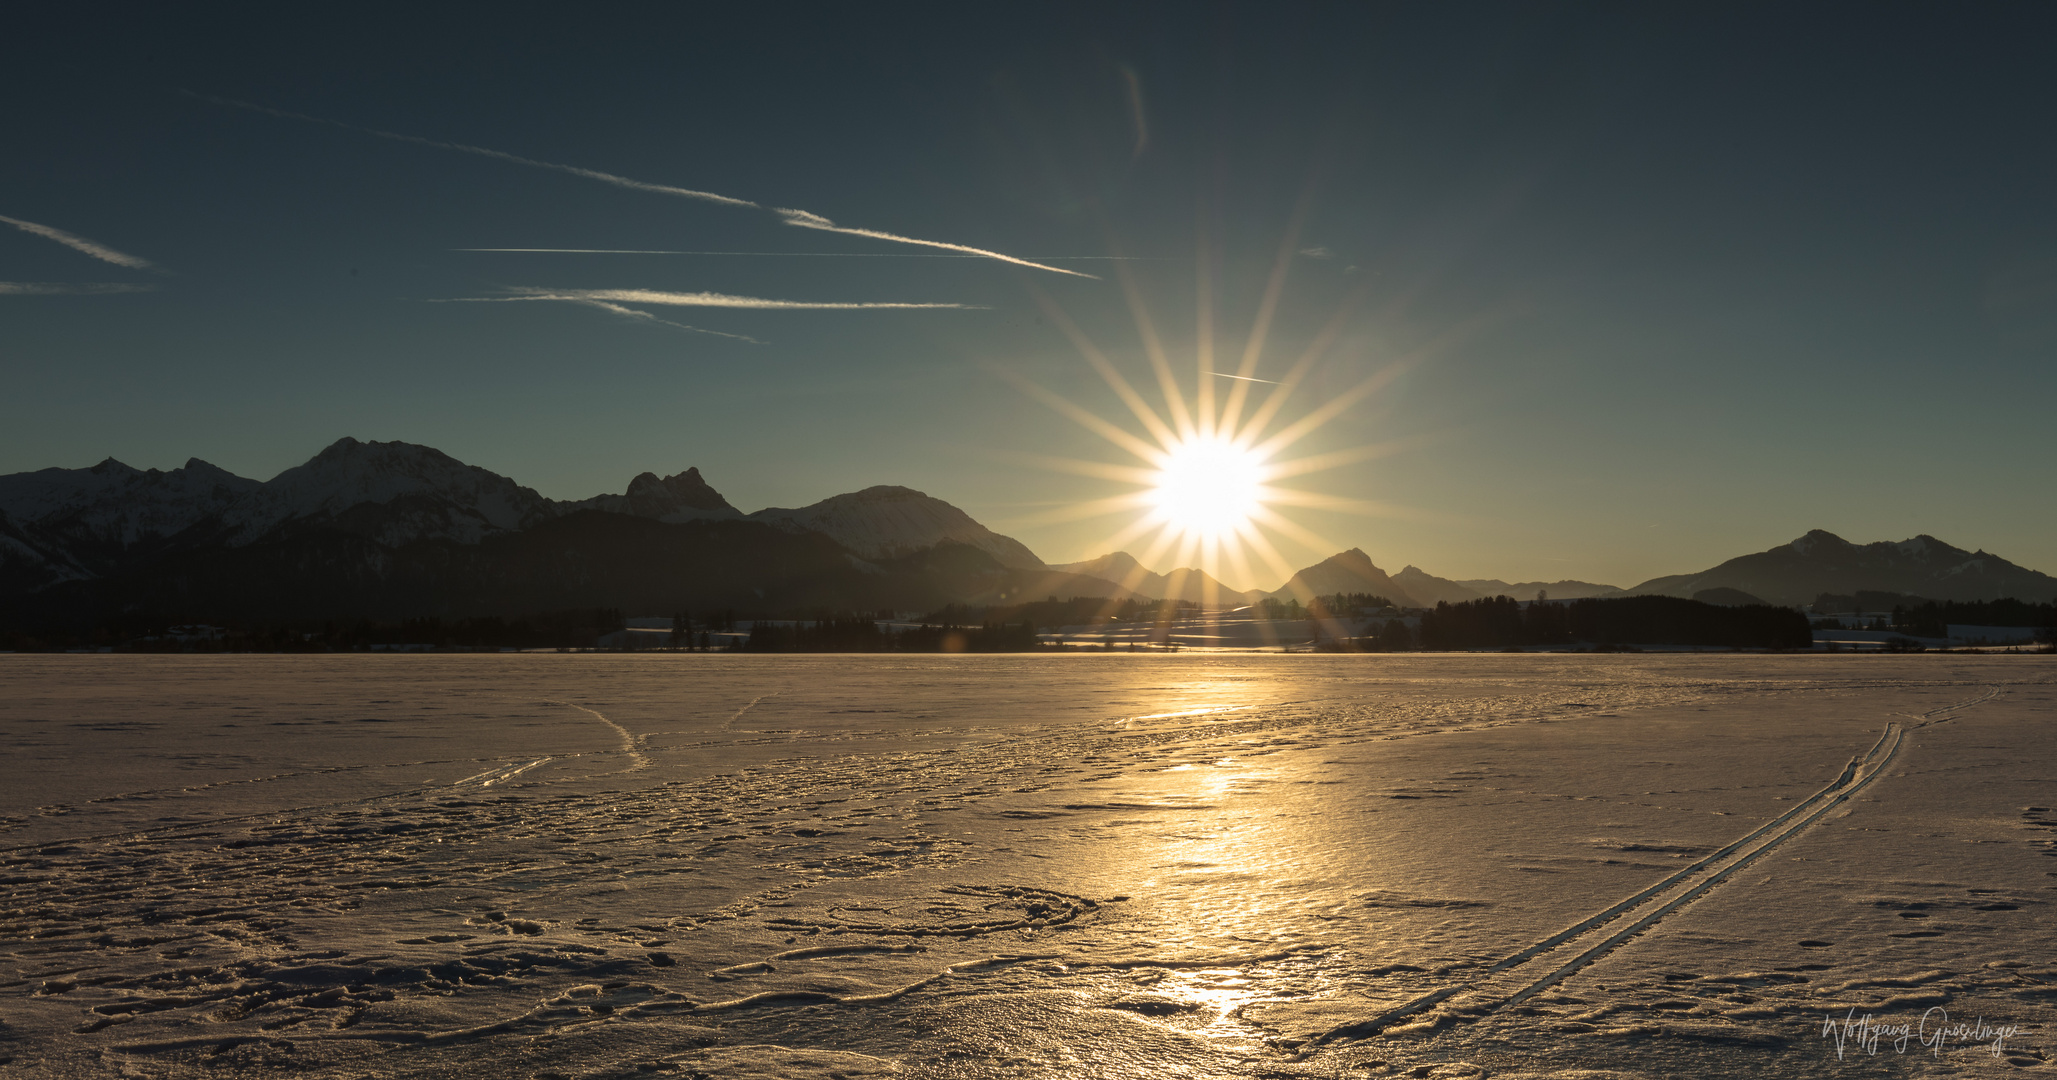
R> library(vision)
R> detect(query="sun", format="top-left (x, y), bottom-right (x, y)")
top-left (1148, 436), bottom-right (1269, 540)
top-left (998, 244), bottom-right (1414, 599)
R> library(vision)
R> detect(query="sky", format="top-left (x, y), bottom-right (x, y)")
top-left (3, 2), bottom-right (2054, 592)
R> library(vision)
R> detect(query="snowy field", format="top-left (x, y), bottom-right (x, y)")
top-left (2, 654), bottom-right (2053, 1079)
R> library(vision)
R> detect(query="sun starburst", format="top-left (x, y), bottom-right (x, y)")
top-left (1001, 245), bottom-right (1414, 607)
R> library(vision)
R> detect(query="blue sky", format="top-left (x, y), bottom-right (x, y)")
top-left (3, 2), bottom-right (2053, 590)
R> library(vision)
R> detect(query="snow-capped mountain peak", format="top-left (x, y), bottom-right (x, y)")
top-left (221, 437), bottom-right (556, 547)
top-left (0, 455), bottom-right (262, 550)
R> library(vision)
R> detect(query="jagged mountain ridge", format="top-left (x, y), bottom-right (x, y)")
top-left (0, 439), bottom-right (1041, 585)
top-left (1627, 529), bottom-right (2057, 607)
top-left (0, 457), bottom-right (263, 590)
top-left (0, 438), bottom-right (1094, 628)
top-left (562, 468), bottom-right (741, 523)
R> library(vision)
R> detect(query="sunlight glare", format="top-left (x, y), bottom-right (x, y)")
top-left (1006, 240), bottom-right (1415, 598)
top-left (1150, 437), bottom-right (1267, 539)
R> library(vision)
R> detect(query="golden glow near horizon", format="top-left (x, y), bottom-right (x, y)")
top-left (1006, 252), bottom-right (1412, 604)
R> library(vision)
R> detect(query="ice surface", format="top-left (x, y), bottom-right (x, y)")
top-left (1, 654), bottom-right (2051, 1078)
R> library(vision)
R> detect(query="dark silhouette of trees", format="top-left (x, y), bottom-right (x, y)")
top-left (1418, 596), bottom-right (1527, 649)
top-left (1409, 595), bottom-right (1811, 650)
top-left (1256, 597), bottom-right (1306, 621)
top-left (1892, 598), bottom-right (2057, 637)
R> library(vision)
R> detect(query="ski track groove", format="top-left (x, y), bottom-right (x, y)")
top-left (1296, 684), bottom-right (2009, 1056)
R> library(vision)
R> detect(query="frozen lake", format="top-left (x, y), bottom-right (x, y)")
top-left (2, 654), bottom-right (2052, 1078)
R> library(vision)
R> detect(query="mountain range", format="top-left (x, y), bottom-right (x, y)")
top-left (3, 439), bottom-right (2052, 631)
top-left (0, 439), bottom-right (1109, 628)
top-left (1622, 529), bottom-right (2057, 608)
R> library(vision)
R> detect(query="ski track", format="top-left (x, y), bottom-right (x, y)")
top-left (540, 699), bottom-right (648, 772)
top-left (721, 692), bottom-right (777, 732)
top-left (1294, 685), bottom-right (2012, 1057)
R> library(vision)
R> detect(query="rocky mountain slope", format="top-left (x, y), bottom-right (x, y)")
top-left (561, 468), bottom-right (741, 523)
top-left (0, 457), bottom-right (262, 590)
top-left (1269, 548), bottom-right (1421, 607)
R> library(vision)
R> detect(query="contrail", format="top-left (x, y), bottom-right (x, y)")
top-left (0, 281), bottom-right (157, 295)
top-left (564, 298), bottom-right (761, 342)
top-left (0, 215), bottom-right (157, 270)
top-left (429, 295), bottom-right (762, 343)
top-left (775, 209), bottom-right (1096, 278)
top-left (1210, 371), bottom-right (1279, 384)
top-left (188, 92), bottom-right (1091, 276)
top-left (184, 92), bottom-right (756, 209)
top-left (453, 248), bottom-right (1151, 260)
top-left (506, 286), bottom-right (982, 310)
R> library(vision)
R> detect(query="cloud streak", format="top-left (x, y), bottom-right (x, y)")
top-left (431, 295), bottom-right (762, 342)
top-left (453, 248), bottom-right (1148, 261)
top-left (505, 286), bottom-right (982, 310)
top-left (191, 92), bottom-right (1091, 276)
top-left (0, 215), bottom-right (158, 270)
top-left (775, 209), bottom-right (1095, 278)
top-left (0, 281), bottom-right (157, 295)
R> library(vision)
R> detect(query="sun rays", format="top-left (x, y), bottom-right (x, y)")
top-left (1004, 242), bottom-right (1416, 607)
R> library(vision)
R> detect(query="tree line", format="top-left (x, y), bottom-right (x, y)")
top-left (1891, 598), bottom-right (2057, 638)
top-left (1344, 595), bottom-right (1813, 651)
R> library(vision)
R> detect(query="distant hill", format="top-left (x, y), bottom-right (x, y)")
top-left (1456, 576), bottom-right (1623, 601)
top-left (1391, 565), bottom-right (1624, 605)
top-left (1271, 549), bottom-right (1421, 607)
top-left (750, 486), bottom-right (1043, 569)
top-left (1692, 587), bottom-right (1768, 607)
top-left (1388, 565), bottom-right (1480, 606)
top-left (1049, 552), bottom-right (1260, 604)
top-left (1629, 530), bottom-right (2057, 607)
